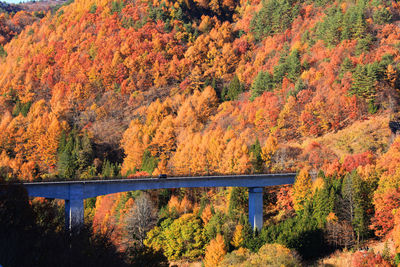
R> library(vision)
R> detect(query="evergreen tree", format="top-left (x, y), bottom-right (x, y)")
top-left (141, 150), bottom-right (158, 175)
top-left (286, 50), bottom-right (302, 82)
top-left (228, 187), bottom-right (247, 218)
top-left (352, 172), bottom-right (370, 244)
top-left (222, 75), bottom-right (244, 101)
top-left (102, 159), bottom-right (114, 178)
top-left (339, 172), bottom-right (371, 245)
top-left (250, 71), bottom-right (274, 100)
top-left (250, 139), bottom-right (264, 173)
top-left (251, 0), bottom-right (300, 41)
top-left (313, 178), bottom-right (335, 227)
top-left (340, 57), bottom-right (354, 78)
top-left (350, 64), bottom-right (377, 102)
top-left (58, 135), bottom-right (76, 179)
top-left (0, 45), bottom-right (6, 58)
top-left (76, 132), bottom-right (93, 175)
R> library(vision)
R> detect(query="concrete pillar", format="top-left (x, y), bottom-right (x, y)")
top-left (65, 198), bottom-right (84, 232)
top-left (248, 187), bottom-right (263, 231)
top-left (65, 184), bottom-right (84, 232)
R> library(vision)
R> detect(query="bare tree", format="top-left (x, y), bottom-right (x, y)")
top-left (325, 221), bottom-right (355, 248)
top-left (124, 193), bottom-right (157, 247)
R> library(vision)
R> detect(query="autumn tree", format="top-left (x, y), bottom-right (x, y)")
top-left (204, 234), bottom-right (226, 267)
top-left (261, 134), bottom-right (278, 170)
top-left (292, 167), bottom-right (312, 212)
top-left (231, 224), bottom-right (244, 249)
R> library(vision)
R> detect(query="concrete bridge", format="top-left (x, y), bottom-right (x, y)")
top-left (23, 174), bottom-right (296, 232)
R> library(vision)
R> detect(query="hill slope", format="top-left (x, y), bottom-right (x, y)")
top-left (0, 0), bottom-right (399, 179)
top-left (2, 0), bottom-right (400, 264)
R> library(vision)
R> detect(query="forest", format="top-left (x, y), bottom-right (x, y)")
top-left (1, 0), bottom-right (400, 265)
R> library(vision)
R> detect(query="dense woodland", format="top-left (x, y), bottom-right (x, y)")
top-left (1, 0), bottom-right (400, 265)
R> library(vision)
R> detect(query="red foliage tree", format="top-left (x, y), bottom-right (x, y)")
top-left (370, 188), bottom-right (400, 237)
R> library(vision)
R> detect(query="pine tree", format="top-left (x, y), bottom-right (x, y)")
top-left (223, 75), bottom-right (244, 101)
top-left (250, 71), bottom-right (274, 101)
top-left (286, 50), bottom-right (301, 82)
top-left (0, 45), bottom-right (6, 58)
top-left (250, 139), bottom-right (264, 173)
top-left (141, 150), bottom-right (158, 175)
top-left (352, 172), bottom-right (370, 244)
top-left (350, 64), bottom-right (377, 103)
top-left (228, 187), bottom-right (247, 218)
top-left (102, 159), bottom-right (114, 177)
top-left (58, 135), bottom-right (76, 179)
top-left (76, 132), bottom-right (93, 175)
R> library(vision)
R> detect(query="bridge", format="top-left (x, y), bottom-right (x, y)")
top-left (23, 174), bottom-right (296, 232)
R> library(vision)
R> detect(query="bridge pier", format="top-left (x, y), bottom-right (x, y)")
top-left (65, 198), bottom-right (84, 232)
top-left (65, 184), bottom-right (84, 232)
top-left (248, 187), bottom-right (263, 231)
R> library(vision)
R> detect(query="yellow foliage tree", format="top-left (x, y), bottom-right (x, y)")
top-left (292, 167), bottom-right (312, 212)
top-left (204, 234), bottom-right (226, 267)
top-left (261, 134), bottom-right (278, 169)
top-left (231, 224), bottom-right (244, 248)
top-left (201, 205), bottom-right (213, 225)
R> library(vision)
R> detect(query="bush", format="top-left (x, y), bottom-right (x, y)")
top-left (221, 244), bottom-right (301, 267)
top-left (351, 251), bottom-right (391, 267)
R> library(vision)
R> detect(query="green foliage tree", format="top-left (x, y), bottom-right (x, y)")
top-left (228, 187), bottom-right (247, 218)
top-left (339, 57), bottom-right (354, 78)
top-left (110, 1), bottom-right (125, 14)
top-left (261, 206), bottom-right (326, 260)
top-left (251, 0), bottom-right (300, 41)
top-left (373, 6), bottom-right (392, 24)
top-left (58, 135), bottom-right (77, 179)
top-left (250, 71), bottom-right (274, 101)
top-left (141, 149), bottom-right (158, 175)
top-left (58, 131), bottom-right (95, 179)
top-left (286, 50), bottom-right (302, 82)
top-left (76, 133), bottom-right (93, 175)
top-left (339, 171), bottom-right (373, 245)
top-left (316, 3), bottom-right (368, 46)
top-left (222, 75), bottom-right (244, 101)
top-left (12, 100), bottom-right (31, 117)
top-left (0, 45), bottom-right (6, 58)
top-left (355, 34), bottom-right (373, 56)
top-left (204, 211), bottom-right (225, 241)
top-left (89, 3), bottom-right (97, 14)
top-left (350, 64), bottom-right (378, 112)
top-left (102, 159), bottom-right (120, 178)
top-left (250, 139), bottom-right (264, 173)
top-left (313, 179), bottom-right (335, 227)
top-left (145, 213), bottom-right (206, 261)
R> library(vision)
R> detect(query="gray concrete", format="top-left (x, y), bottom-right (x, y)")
top-left (23, 174), bottom-right (296, 231)
top-left (248, 187), bottom-right (264, 231)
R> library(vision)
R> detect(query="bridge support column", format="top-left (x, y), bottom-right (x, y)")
top-left (248, 187), bottom-right (263, 231)
top-left (65, 184), bottom-right (84, 233)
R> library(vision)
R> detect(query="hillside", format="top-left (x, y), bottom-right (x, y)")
top-left (1, 0), bottom-right (400, 265)
top-left (0, 0), bottom-right (399, 179)
top-left (0, 1), bottom-right (69, 47)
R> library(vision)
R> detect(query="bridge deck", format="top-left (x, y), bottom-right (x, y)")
top-left (23, 173), bottom-right (296, 199)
